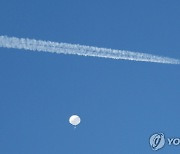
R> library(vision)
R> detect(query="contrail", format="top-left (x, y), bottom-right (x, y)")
top-left (0, 35), bottom-right (179, 64)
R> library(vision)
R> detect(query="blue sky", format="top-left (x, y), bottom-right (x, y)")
top-left (0, 0), bottom-right (180, 153)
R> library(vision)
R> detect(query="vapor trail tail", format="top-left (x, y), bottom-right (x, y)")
top-left (0, 35), bottom-right (179, 64)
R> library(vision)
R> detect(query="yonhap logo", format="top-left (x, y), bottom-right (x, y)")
top-left (150, 133), bottom-right (165, 151)
top-left (149, 133), bottom-right (180, 151)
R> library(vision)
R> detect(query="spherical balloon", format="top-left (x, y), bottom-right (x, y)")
top-left (69, 115), bottom-right (81, 126)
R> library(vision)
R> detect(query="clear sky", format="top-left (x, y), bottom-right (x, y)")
top-left (0, 0), bottom-right (180, 153)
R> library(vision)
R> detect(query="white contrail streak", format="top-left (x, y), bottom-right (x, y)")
top-left (0, 35), bottom-right (179, 64)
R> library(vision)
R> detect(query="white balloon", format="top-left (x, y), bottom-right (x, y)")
top-left (69, 115), bottom-right (81, 126)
